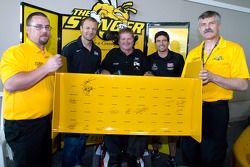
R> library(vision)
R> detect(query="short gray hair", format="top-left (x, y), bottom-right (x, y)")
top-left (198, 11), bottom-right (221, 24)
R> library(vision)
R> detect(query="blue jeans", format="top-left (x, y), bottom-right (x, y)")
top-left (62, 133), bottom-right (88, 167)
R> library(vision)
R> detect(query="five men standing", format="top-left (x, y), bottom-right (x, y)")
top-left (0, 9), bottom-right (249, 167)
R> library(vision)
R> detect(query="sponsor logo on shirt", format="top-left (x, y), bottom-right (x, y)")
top-left (133, 61), bottom-right (140, 66)
top-left (94, 51), bottom-right (99, 56)
top-left (214, 55), bottom-right (223, 61)
top-left (134, 57), bottom-right (140, 61)
top-left (167, 63), bottom-right (174, 70)
top-left (151, 63), bottom-right (158, 71)
top-left (113, 62), bottom-right (119, 65)
top-left (75, 49), bottom-right (81, 52)
top-left (133, 58), bottom-right (141, 70)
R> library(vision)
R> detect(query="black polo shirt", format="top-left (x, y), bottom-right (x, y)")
top-left (148, 50), bottom-right (184, 77)
top-left (101, 48), bottom-right (149, 75)
top-left (62, 36), bottom-right (101, 73)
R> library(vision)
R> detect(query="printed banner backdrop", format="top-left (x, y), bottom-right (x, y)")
top-left (62, 11), bottom-right (146, 59)
top-left (146, 23), bottom-right (189, 58)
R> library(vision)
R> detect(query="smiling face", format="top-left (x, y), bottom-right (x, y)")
top-left (198, 16), bottom-right (221, 40)
top-left (80, 19), bottom-right (98, 42)
top-left (118, 32), bottom-right (134, 53)
top-left (155, 35), bottom-right (169, 53)
top-left (26, 15), bottom-right (50, 48)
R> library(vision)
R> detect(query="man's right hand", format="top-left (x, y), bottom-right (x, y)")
top-left (101, 69), bottom-right (111, 74)
top-left (44, 54), bottom-right (63, 73)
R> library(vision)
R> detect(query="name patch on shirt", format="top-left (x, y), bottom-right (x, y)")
top-left (167, 63), bottom-right (174, 70)
top-left (113, 62), bottom-right (119, 65)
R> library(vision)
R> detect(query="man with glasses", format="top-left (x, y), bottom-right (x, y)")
top-left (181, 11), bottom-right (249, 167)
top-left (0, 12), bottom-right (62, 167)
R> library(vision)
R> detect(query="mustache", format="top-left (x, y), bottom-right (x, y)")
top-left (204, 28), bottom-right (214, 33)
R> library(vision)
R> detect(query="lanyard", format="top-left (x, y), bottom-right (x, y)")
top-left (201, 38), bottom-right (220, 67)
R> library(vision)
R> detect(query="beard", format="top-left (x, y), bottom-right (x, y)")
top-left (39, 36), bottom-right (49, 45)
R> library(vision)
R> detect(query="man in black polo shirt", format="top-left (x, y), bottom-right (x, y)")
top-left (101, 28), bottom-right (149, 167)
top-left (101, 33), bottom-right (148, 75)
top-left (148, 31), bottom-right (184, 167)
top-left (61, 17), bottom-right (101, 167)
top-left (148, 31), bottom-right (184, 77)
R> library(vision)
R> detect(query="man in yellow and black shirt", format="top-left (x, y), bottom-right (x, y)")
top-left (0, 12), bottom-right (62, 167)
top-left (181, 11), bottom-right (249, 167)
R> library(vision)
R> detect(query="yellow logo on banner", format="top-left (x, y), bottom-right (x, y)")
top-left (63, 0), bottom-right (145, 40)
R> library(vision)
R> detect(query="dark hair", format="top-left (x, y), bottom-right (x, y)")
top-left (198, 11), bottom-right (221, 24)
top-left (26, 12), bottom-right (48, 26)
top-left (118, 28), bottom-right (135, 41)
top-left (80, 17), bottom-right (98, 27)
top-left (154, 31), bottom-right (170, 43)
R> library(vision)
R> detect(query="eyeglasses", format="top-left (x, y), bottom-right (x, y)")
top-left (28, 24), bottom-right (52, 31)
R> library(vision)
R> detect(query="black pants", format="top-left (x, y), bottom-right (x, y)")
top-left (4, 114), bottom-right (52, 167)
top-left (104, 135), bottom-right (148, 165)
top-left (181, 100), bottom-right (229, 167)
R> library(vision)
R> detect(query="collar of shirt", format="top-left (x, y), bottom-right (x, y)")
top-left (199, 36), bottom-right (227, 52)
top-left (25, 38), bottom-right (48, 54)
top-left (76, 36), bottom-right (96, 52)
top-left (119, 48), bottom-right (138, 57)
top-left (155, 50), bottom-right (174, 61)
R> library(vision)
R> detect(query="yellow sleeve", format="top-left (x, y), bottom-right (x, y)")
top-left (0, 47), bottom-right (25, 84)
top-left (230, 45), bottom-right (249, 78)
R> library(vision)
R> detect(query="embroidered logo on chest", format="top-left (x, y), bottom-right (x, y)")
top-left (133, 57), bottom-right (141, 67)
top-left (94, 51), bottom-right (99, 56)
top-left (151, 63), bottom-right (158, 71)
top-left (167, 63), bottom-right (174, 70)
top-left (214, 55), bottom-right (223, 61)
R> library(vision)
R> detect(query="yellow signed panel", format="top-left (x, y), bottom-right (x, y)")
top-left (181, 60), bottom-right (202, 78)
top-left (53, 73), bottom-right (202, 142)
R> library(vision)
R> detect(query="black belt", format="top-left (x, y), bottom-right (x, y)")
top-left (203, 100), bottom-right (229, 105)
